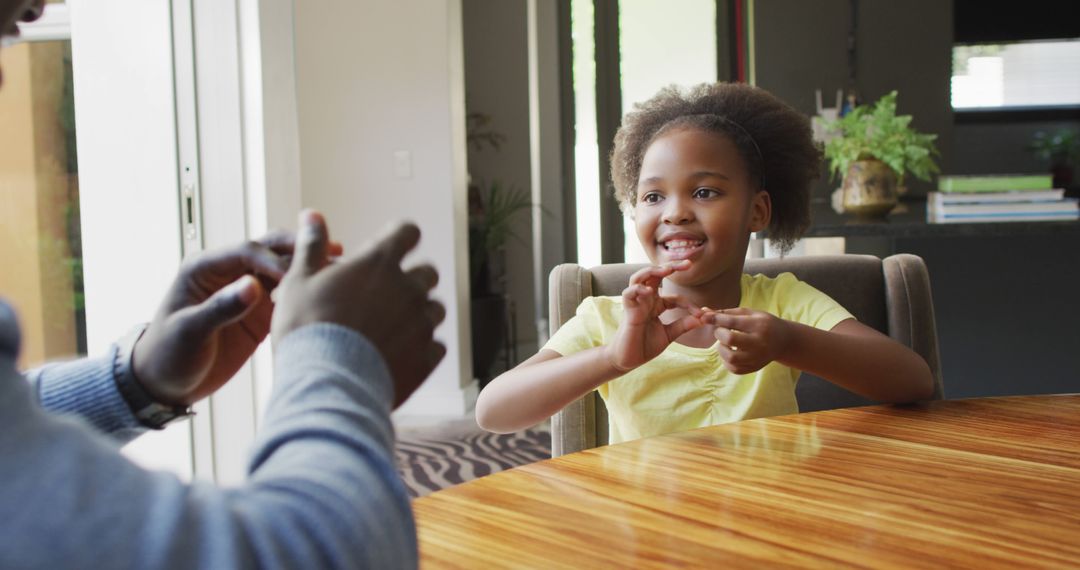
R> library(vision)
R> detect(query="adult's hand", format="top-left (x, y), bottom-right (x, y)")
top-left (132, 232), bottom-right (343, 406)
top-left (272, 211), bottom-right (446, 408)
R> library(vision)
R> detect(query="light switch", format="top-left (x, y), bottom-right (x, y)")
top-left (393, 150), bottom-right (412, 179)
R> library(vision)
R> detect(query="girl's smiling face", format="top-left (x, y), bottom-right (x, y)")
top-left (634, 127), bottom-right (770, 288)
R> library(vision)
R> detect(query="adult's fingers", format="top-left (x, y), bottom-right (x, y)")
top-left (406, 264), bottom-right (439, 292)
top-left (255, 229), bottom-right (343, 257)
top-left (174, 276), bottom-right (262, 340)
top-left (427, 341), bottom-right (447, 371)
top-left (188, 240), bottom-right (291, 285)
top-left (424, 300), bottom-right (447, 328)
top-left (376, 222), bottom-right (421, 264)
top-left (291, 210), bottom-right (330, 276)
top-left (255, 229), bottom-right (294, 253)
top-left (393, 340), bottom-right (446, 409)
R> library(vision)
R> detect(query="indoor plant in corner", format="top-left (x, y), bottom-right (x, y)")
top-left (824, 91), bottom-right (940, 218)
top-left (468, 180), bottom-right (531, 388)
top-left (464, 110), bottom-right (533, 387)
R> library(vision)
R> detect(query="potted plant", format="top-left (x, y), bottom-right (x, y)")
top-left (824, 91), bottom-right (940, 218)
top-left (1027, 128), bottom-right (1079, 191)
top-left (464, 111), bottom-right (533, 386)
top-left (468, 180), bottom-right (531, 386)
top-left (468, 181), bottom-right (532, 296)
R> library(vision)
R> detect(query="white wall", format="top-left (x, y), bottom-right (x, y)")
top-left (294, 0), bottom-right (471, 418)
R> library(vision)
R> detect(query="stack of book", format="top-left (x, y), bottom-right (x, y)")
top-left (929, 174), bottom-right (1079, 223)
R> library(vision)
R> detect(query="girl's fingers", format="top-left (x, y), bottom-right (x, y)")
top-left (713, 326), bottom-right (744, 350)
top-left (659, 294), bottom-right (701, 314)
top-left (715, 344), bottom-right (754, 373)
top-left (621, 284), bottom-right (654, 307)
top-left (727, 329), bottom-right (741, 351)
top-left (665, 314), bottom-right (703, 339)
top-left (706, 312), bottom-right (744, 330)
top-left (667, 259), bottom-right (692, 272)
top-left (637, 285), bottom-right (656, 305)
top-left (628, 261), bottom-right (690, 287)
top-left (628, 265), bottom-right (666, 286)
top-left (713, 326), bottom-right (732, 346)
top-left (685, 305), bottom-right (706, 319)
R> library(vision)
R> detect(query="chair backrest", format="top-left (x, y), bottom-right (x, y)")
top-left (548, 254), bottom-right (944, 456)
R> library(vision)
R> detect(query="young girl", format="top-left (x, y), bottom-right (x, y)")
top-left (475, 82), bottom-right (934, 443)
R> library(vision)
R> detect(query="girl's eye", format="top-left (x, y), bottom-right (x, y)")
top-left (641, 192), bottom-right (662, 204)
top-left (693, 187), bottom-right (720, 199)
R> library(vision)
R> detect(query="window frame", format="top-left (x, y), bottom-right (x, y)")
top-left (954, 105), bottom-right (1080, 125)
top-left (573, 0), bottom-right (740, 265)
top-left (950, 38), bottom-right (1080, 120)
top-left (11, 2), bottom-right (70, 42)
top-left (15, 0), bottom-right (299, 484)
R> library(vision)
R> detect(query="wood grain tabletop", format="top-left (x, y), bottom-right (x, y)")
top-left (414, 394), bottom-right (1080, 569)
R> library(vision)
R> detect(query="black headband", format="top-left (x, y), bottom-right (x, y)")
top-left (706, 115), bottom-right (766, 190)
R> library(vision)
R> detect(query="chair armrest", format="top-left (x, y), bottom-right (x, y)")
top-left (548, 264), bottom-right (596, 457)
top-left (883, 254), bottom-right (945, 399)
top-left (551, 393), bottom-right (598, 457)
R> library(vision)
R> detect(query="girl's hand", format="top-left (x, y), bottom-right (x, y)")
top-left (705, 308), bottom-right (793, 375)
top-left (604, 261), bottom-right (703, 373)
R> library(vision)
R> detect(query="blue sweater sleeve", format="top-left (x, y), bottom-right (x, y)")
top-left (26, 341), bottom-right (147, 442)
top-left (0, 323), bottom-right (417, 569)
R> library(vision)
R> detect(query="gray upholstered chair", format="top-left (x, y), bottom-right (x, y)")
top-left (548, 254), bottom-right (944, 457)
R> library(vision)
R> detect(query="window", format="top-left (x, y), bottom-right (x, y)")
top-left (619, 0), bottom-right (716, 263)
top-left (0, 5), bottom-right (84, 368)
top-left (10, 0), bottom-right (316, 486)
top-left (571, 0), bottom-right (719, 266)
top-left (571, 0), bottom-right (601, 267)
top-left (952, 39), bottom-right (1080, 109)
top-left (8, 1), bottom-right (198, 480)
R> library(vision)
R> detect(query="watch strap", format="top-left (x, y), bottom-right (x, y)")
top-left (113, 325), bottom-right (194, 429)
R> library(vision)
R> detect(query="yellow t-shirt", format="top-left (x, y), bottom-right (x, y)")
top-left (544, 272), bottom-right (854, 444)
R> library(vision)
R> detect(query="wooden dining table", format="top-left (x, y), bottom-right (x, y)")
top-left (414, 394), bottom-right (1080, 568)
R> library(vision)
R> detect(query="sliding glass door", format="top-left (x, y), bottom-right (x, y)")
top-left (572, 0), bottom-right (726, 266)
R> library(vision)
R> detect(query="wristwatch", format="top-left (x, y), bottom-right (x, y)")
top-left (113, 325), bottom-right (194, 429)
